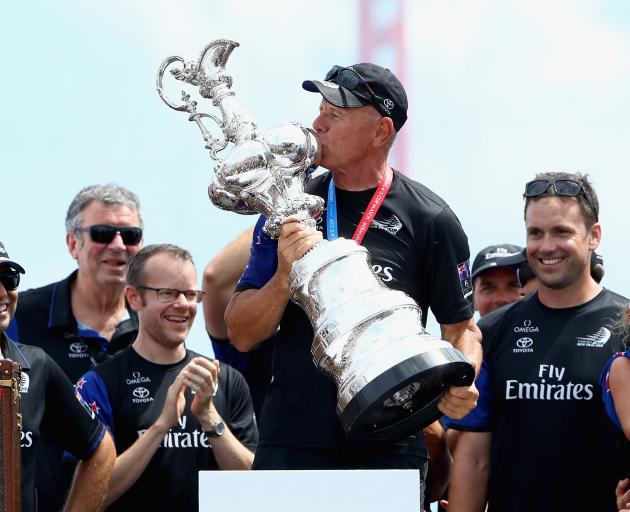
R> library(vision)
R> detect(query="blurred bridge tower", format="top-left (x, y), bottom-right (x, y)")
top-left (359, 0), bottom-right (408, 173)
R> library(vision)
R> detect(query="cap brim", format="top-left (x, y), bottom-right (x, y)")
top-left (471, 255), bottom-right (526, 280)
top-left (0, 258), bottom-right (25, 274)
top-left (302, 80), bottom-right (367, 108)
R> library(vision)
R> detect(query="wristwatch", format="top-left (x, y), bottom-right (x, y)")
top-left (206, 420), bottom-right (225, 438)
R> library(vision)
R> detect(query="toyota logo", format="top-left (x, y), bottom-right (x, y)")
top-left (383, 98), bottom-right (394, 109)
top-left (69, 342), bottom-right (87, 354)
top-left (133, 387), bottom-right (150, 399)
top-left (516, 337), bottom-right (533, 348)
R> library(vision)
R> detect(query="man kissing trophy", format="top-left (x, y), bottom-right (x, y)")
top-left (156, 39), bottom-right (474, 441)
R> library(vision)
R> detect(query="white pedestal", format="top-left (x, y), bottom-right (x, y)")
top-left (199, 469), bottom-right (420, 511)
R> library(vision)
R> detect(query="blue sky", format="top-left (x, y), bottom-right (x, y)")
top-left (2, 1), bottom-right (629, 348)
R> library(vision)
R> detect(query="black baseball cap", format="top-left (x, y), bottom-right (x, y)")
top-left (471, 244), bottom-right (524, 280)
top-left (302, 63), bottom-right (408, 132)
top-left (0, 241), bottom-right (25, 274)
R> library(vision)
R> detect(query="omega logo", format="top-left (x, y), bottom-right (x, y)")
top-left (133, 387), bottom-right (150, 399)
top-left (514, 320), bottom-right (539, 333)
top-left (69, 342), bottom-right (87, 354)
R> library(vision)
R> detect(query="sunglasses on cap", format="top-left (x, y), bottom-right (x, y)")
top-left (0, 271), bottom-right (20, 292)
top-left (75, 224), bottom-right (143, 246)
top-left (523, 179), bottom-right (598, 220)
top-left (325, 65), bottom-right (389, 117)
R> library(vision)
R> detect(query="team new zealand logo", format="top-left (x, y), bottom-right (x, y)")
top-left (370, 214), bottom-right (403, 236)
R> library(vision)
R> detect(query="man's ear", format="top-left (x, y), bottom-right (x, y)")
top-left (373, 116), bottom-right (395, 148)
top-left (125, 285), bottom-right (142, 312)
top-left (66, 231), bottom-right (80, 261)
top-left (588, 222), bottom-right (602, 251)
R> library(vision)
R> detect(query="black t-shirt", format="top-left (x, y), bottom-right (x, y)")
top-left (77, 347), bottom-right (258, 511)
top-left (1, 334), bottom-right (106, 512)
top-left (237, 170), bottom-right (473, 458)
top-left (6, 271), bottom-right (138, 511)
top-left (449, 289), bottom-right (627, 512)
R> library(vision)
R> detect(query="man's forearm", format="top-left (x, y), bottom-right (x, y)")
top-left (103, 423), bottom-right (169, 507)
top-left (441, 318), bottom-right (483, 374)
top-left (225, 273), bottom-right (290, 352)
top-left (203, 227), bottom-right (254, 339)
top-left (447, 431), bottom-right (491, 512)
top-left (208, 427), bottom-right (255, 470)
top-left (64, 431), bottom-right (115, 512)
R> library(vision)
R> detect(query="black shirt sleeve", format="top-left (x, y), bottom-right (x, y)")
top-left (39, 353), bottom-right (106, 459)
top-left (223, 367), bottom-right (259, 451)
top-left (424, 207), bottom-right (474, 324)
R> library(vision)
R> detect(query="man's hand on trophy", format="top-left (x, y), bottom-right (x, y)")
top-left (437, 381), bottom-right (479, 419)
top-left (277, 216), bottom-right (323, 279)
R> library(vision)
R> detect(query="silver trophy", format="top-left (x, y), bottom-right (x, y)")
top-left (157, 40), bottom-right (474, 440)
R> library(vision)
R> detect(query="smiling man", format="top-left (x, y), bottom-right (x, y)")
top-left (225, 63), bottom-right (481, 511)
top-left (7, 183), bottom-right (144, 510)
top-left (76, 244), bottom-right (257, 511)
top-left (447, 172), bottom-right (628, 512)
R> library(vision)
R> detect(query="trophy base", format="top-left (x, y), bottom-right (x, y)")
top-left (338, 347), bottom-right (475, 441)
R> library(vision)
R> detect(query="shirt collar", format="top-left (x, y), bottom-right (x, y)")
top-left (1, 333), bottom-right (32, 370)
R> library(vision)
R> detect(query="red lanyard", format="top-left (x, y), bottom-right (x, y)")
top-left (327, 167), bottom-right (394, 245)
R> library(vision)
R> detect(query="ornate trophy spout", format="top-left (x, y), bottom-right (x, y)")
top-left (156, 39), bottom-right (323, 236)
top-left (157, 40), bottom-right (475, 440)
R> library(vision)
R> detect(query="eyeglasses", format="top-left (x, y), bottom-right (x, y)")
top-left (75, 224), bottom-right (143, 246)
top-left (523, 179), bottom-right (598, 220)
top-left (324, 65), bottom-right (389, 117)
top-left (0, 272), bottom-right (20, 291)
top-left (137, 286), bottom-right (205, 304)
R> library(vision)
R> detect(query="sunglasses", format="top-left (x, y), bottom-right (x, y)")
top-left (75, 224), bottom-right (143, 246)
top-left (523, 179), bottom-right (598, 220)
top-left (137, 286), bottom-right (205, 304)
top-left (0, 272), bottom-right (20, 291)
top-left (325, 65), bottom-right (389, 117)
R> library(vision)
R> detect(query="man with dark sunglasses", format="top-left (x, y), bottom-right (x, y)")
top-left (76, 244), bottom-right (257, 510)
top-left (447, 172), bottom-right (627, 512)
top-left (6, 183), bottom-right (143, 510)
top-left (0, 241), bottom-right (116, 511)
top-left (225, 62), bottom-right (481, 508)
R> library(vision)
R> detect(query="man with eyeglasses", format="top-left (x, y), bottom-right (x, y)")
top-left (225, 63), bottom-right (481, 508)
top-left (447, 172), bottom-right (626, 512)
top-left (76, 244), bottom-right (257, 510)
top-left (6, 183), bottom-right (144, 510)
top-left (0, 241), bottom-right (116, 512)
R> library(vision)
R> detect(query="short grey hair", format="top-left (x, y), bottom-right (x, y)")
top-left (65, 184), bottom-right (143, 232)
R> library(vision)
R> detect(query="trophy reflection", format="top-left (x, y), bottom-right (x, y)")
top-left (157, 39), bottom-right (474, 440)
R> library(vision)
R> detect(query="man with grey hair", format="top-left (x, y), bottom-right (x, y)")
top-left (7, 183), bottom-right (144, 511)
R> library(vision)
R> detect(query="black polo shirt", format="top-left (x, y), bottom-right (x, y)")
top-left (7, 270), bottom-right (138, 383)
top-left (1, 333), bottom-right (106, 512)
top-left (6, 270), bottom-right (137, 511)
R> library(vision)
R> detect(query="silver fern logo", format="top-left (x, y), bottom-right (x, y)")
top-left (576, 327), bottom-right (611, 348)
top-left (370, 214), bottom-right (403, 236)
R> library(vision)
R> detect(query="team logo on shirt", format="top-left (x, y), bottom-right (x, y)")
top-left (126, 371), bottom-right (151, 385)
top-left (137, 415), bottom-right (211, 448)
top-left (505, 364), bottom-right (594, 401)
top-left (372, 264), bottom-right (394, 282)
top-left (457, 260), bottom-right (473, 299)
top-left (576, 327), bottom-right (611, 348)
top-left (132, 386), bottom-right (153, 404)
top-left (19, 372), bottom-right (29, 393)
top-left (513, 337), bottom-right (534, 353)
top-left (513, 319), bottom-right (539, 333)
top-left (68, 341), bottom-right (89, 359)
top-left (370, 214), bottom-right (403, 236)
